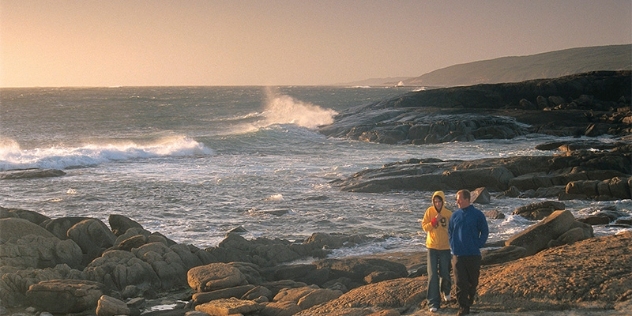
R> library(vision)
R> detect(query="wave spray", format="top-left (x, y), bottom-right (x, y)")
top-left (263, 87), bottom-right (338, 129)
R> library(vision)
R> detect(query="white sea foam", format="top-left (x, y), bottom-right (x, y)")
top-left (221, 88), bottom-right (339, 135)
top-left (263, 87), bottom-right (338, 129)
top-left (0, 135), bottom-right (212, 171)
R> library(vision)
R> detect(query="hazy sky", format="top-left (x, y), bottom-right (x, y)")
top-left (1, 0), bottom-right (631, 87)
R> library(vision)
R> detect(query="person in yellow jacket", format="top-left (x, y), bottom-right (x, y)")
top-left (421, 191), bottom-right (453, 313)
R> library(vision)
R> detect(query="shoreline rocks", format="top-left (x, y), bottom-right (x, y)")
top-left (318, 71), bottom-right (631, 144)
top-left (330, 141), bottom-right (631, 202)
top-left (1, 206), bottom-right (630, 315)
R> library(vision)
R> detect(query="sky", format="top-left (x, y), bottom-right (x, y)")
top-left (1, 0), bottom-right (631, 87)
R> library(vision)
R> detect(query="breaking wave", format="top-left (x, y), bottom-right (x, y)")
top-left (0, 136), bottom-right (212, 171)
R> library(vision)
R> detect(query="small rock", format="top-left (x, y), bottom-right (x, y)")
top-left (96, 295), bottom-right (130, 316)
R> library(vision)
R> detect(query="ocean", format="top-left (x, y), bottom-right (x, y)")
top-left (1, 86), bottom-right (630, 258)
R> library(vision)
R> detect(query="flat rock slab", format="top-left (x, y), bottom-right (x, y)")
top-left (195, 297), bottom-right (263, 315)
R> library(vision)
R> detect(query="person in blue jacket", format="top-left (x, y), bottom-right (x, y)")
top-left (448, 189), bottom-right (489, 316)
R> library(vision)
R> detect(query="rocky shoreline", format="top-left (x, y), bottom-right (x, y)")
top-left (319, 71), bottom-right (631, 144)
top-left (0, 205), bottom-right (630, 316)
top-left (1, 71), bottom-right (631, 315)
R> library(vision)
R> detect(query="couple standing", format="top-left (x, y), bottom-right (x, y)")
top-left (421, 190), bottom-right (489, 316)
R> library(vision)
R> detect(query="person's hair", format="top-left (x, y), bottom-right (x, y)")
top-left (457, 189), bottom-right (470, 200)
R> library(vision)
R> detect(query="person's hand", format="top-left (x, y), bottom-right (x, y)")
top-left (432, 213), bottom-right (441, 228)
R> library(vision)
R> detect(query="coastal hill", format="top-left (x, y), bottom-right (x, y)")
top-left (340, 44), bottom-right (631, 87)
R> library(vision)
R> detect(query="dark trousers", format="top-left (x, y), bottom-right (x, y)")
top-left (452, 255), bottom-right (481, 310)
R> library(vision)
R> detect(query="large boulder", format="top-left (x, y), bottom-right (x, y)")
top-left (26, 279), bottom-right (107, 314)
top-left (82, 250), bottom-right (161, 294)
top-left (108, 214), bottom-right (144, 236)
top-left (43, 217), bottom-right (95, 240)
top-left (0, 218), bottom-right (83, 269)
top-left (132, 242), bottom-right (189, 290)
top-left (0, 264), bottom-right (83, 308)
top-left (187, 263), bottom-right (248, 293)
top-left (0, 218), bottom-right (56, 242)
top-left (0, 207), bottom-right (50, 225)
top-left (67, 218), bottom-right (117, 265)
top-left (505, 210), bottom-right (576, 256)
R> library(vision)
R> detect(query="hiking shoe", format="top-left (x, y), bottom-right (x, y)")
top-left (442, 293), bottom-right (451, 301)
top-left (429, 307), bottom-right (438, 313)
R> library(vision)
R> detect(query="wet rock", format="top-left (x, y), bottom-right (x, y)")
top-left (566, 176), bottom-right (632, 200)
top-left (320, 71), bottom-right (632, 143)
top-left (578, 214), bottom-right (611, 225)
top-left (330, 136), bottom-right (630, 199)
top-left (0, 168), bottom-right (65, 180)
top-left (339, 166), bottom-right (514, 193)
top-left (471, 187), bottom-right (491, 204)
top-left (484, 209), bottom-right (505, 219)
top-left (512, 200), bottom-right (566, 220)
top-left (500, 185), bottom-right (521, 197)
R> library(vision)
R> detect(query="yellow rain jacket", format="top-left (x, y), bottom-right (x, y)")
top-left (421, 191), bottom-right (452, 250)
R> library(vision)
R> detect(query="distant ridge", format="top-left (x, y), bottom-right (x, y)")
top-left (335, 77), bottom-right (413, 87)
top-left (404, 44), bottom-right (631, 87)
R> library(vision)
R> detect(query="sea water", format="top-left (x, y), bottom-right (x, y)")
top-left (1, 86), bottom-right (630, 258)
